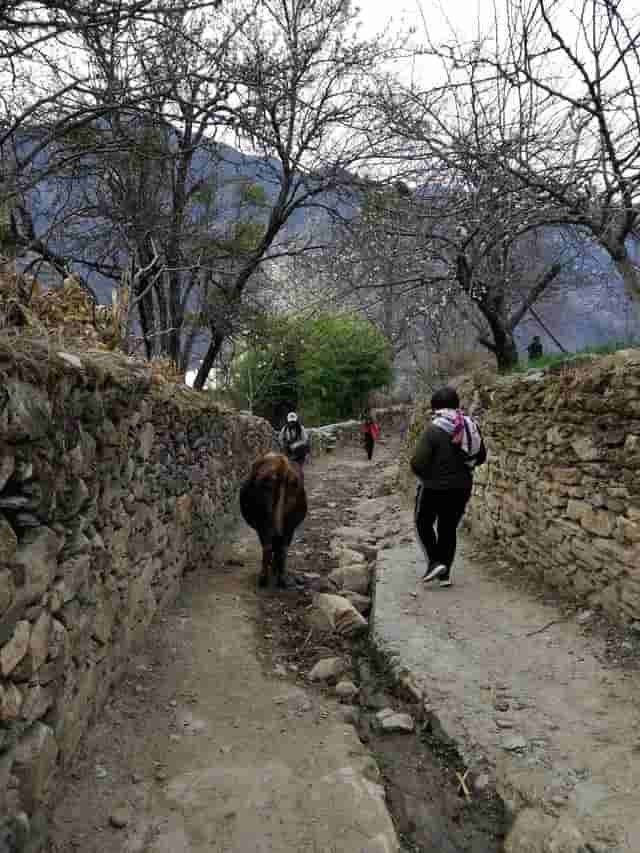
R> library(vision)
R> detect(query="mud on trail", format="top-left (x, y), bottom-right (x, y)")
top-left (256, 442), bottom-right (507, 853)
top-left (48, 439), bottom-right (506, 853)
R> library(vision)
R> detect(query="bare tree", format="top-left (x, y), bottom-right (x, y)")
top-left (466, 0), bottom-right (640, 312)
top-left (351, 32), bottom-right (600, 369)
top-left (0, 3), bottom-right (222, 186)
top-left (448, 177), bottom-right (563, 370)
top-left (191, 0), bottom-right (398, 389)
top-left (2, 0), bottom-right (400, 384)
top-left (3, 1), bottom-right (254, 366)
top-left (310, 160), bottom-right (566, 369)
top-left (273, 182), bottom-right (436, 351)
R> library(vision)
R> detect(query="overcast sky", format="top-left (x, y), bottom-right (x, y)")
top-left (355, 0), bottom-right (640, 96)
top-left (355, 0), bottom-right (506, 88)
top-left (359, 0), bottom-right (491, 43)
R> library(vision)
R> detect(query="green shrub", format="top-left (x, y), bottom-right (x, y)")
top-left (229, 312), bottom-right (393, 426)
top-left (298, 314), bottom-right (393, 424)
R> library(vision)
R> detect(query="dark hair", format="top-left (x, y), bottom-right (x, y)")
top-left (431, 386), bottom-right (460, 410)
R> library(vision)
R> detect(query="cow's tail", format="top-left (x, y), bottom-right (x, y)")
top-left (271, 466), bottom-right (291, 577)
top-left (273, 466), bottom-right (287, 538)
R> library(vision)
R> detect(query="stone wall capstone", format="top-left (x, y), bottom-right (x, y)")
top-left (0, 338), bottom-right (272, 850)
top-left (402, 349), bottom-right (640, 627)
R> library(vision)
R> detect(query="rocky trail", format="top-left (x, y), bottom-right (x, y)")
top-left (372, 484), bottom-right (640, 851)
top-left (48, 448), bottom-right (399, 853)
top-left (47, 438), bottom-right (639, 852)
top-left (47, 439), bottom-right (504, 853)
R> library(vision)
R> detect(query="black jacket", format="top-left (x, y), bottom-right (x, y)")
top-left (410, 423), bottom-right (487, 490)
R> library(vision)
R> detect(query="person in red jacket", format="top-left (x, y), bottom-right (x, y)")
top-left (362, 413), bottom-right (381, 460)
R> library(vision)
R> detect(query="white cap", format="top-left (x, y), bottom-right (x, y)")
top-left (287, 412), bottom-right (298, 423)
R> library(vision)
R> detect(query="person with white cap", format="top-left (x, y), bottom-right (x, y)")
top-left (278, 412), bottom-right (309, 464)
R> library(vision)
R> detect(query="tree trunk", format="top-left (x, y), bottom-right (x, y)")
top-left (152, 274), bottom-right (170, 357)
top-left (193, 329), bottom-right (225, 390)
top-left (135, 277), bottom-right (156, 359)
top-left (613, 253), bottom-right (640, 325)
top-left (479, 312), bottom-right (520, 371)
top-left (493, 329), bottom-right (519, 371)
top-left (168, 269), bottom-right (183, 365)
top-left (456, 253), bottom-right (518, 369)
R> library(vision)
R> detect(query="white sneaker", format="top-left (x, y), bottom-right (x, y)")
top-left (439, 577), bottom-right (453, 588)
top-left (423, 564), bottom-right (447, 583)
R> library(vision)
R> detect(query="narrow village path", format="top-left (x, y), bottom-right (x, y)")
top-left (372, 490), bottom-right (640, 852)
top-left (49, 433), bottom-right (640, 853)
top-left (48, 437), bottom-right (504, 853)
top-left (48, 469), bottom-right (397, 852)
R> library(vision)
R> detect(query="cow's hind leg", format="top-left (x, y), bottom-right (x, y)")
top-left (258, 546), bottom-right (272, 588)
top-left (272, 535), bottom-right (289, 589)
top-left (258, 531), bottom-right (272, 588)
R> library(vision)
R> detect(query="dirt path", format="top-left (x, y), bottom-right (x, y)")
top-left (49, 439), bottom-right (505, 853)
top-left (258, 444), bottom-right (507, 853)
top-left (373, 491), bottom-right (640, 852)
top-left (49, 531), bottom-right (397, 852)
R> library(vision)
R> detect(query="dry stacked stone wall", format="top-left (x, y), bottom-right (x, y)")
top-left (0, 339), bottom-right (272, 850)
top-left (404, 350), bottom-right (640, 626)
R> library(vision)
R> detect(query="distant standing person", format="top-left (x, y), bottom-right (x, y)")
top-left (527, 335), bottom-right (543, 361)
top-left (279, 412), bottom-right (309, 465)
top-left (410, 387), bottom-right (487, 587)
top-left (361, 413), bottom-right (380, 460)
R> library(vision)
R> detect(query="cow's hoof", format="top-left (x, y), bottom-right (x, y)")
top-left (276, 574), bottom-right (295, 590)
top-left (258, 574), bottom-right (269, 588)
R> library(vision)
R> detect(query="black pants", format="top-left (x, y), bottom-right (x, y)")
top-left (364, 433), bottom-right (374, 460)
top-left (414, 485), bottom-right (471, 576)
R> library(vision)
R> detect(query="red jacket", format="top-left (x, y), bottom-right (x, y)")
top-left (362, 421), bottom-right (380, 440)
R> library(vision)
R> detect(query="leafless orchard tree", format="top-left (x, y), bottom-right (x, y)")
top-left (346, 2), bottom-right (638, 371)
top-left (287, 184), bottom-right (442, 363)
top-left (0, 0), bottom-right (223, 303)
top-left (43, 1), bottom-right (255, 367)
top-left (2, 0), bottom-right (404, 387)
top-left (0, 3), bottom-right (220, 191)
top-left (466, 0), bottom-right (640, 313)
top-left (316, 143), bottom-right (568, 369)
top-left (190, 0), bottom-right (402, 389)
top-left (447, 175), bottom-right (564, 370)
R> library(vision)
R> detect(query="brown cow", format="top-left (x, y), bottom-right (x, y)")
top-left (239, 452), bottom-right (307, 588)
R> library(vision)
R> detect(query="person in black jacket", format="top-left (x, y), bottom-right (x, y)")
top-left (527, 335), bottom-right (543, 361)
top-left (410, 386), bottom-right (487, 587)
top-left (278, 412), bottom-right (310, 464)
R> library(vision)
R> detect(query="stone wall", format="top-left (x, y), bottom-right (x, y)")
top-left (402, 350), bottom-right (640, 626)
top-left (0, 338), bottom-right (272, 850)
